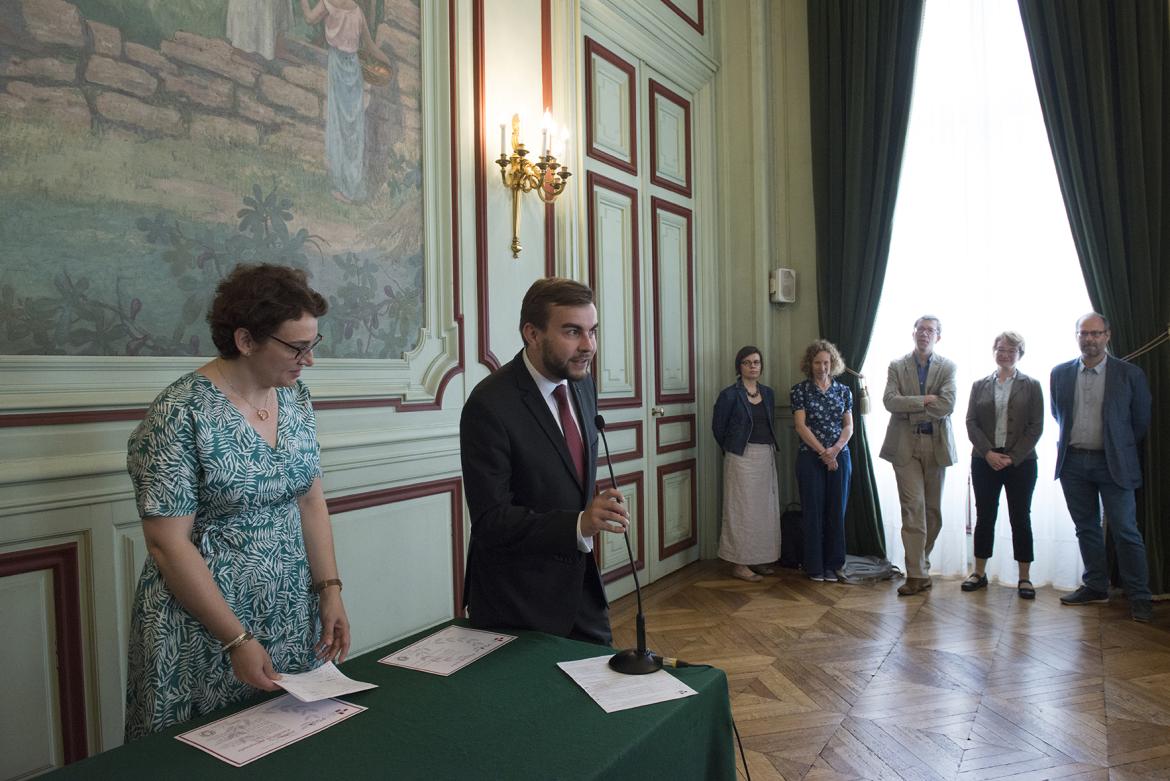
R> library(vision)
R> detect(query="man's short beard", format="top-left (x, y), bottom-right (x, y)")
top-left (541, 339), bottom-right (590, 380)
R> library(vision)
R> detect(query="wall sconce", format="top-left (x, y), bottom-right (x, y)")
top-left (496, 112), bottom-right (572, 258)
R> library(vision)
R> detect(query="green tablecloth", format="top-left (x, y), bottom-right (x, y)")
top-left (54, 621), bottom-right (736, 779)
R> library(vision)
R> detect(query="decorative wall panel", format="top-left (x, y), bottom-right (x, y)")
top-left (650, 198), bottom-right (695, 403)
top-left (655, 413), bottom-right (696, 454)
top-left (597, 472), bottom-right (644, 583)
top-left (584, 37), bottom-right (637, 175)
top-left (0, 543), bottom-right (87, 770)
top-left (587, 172), bottom-right (642, 408)
top-left (657, 459), bottom-right (697, 559)
top-left (649, 80), bottom-right (692, 197)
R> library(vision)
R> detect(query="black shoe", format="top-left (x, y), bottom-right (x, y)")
top-left (1060, 586), bottom-right (1109, 606)
top-left (1131, 599), bottom-right (1153, 623)
top-left (1017, 580), bottom-right (1036, 600)
top-left (960, 573), bottom-right (988, 592)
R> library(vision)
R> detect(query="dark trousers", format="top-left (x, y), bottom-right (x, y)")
top-left (970, 455), bottom-right (1037, 562)
top-left (1059, 449), bottom-right (1150, 600)
top-left (568, 569), bottom-right (613, 646)
top-left (795, 447), bottom-right (851, 576)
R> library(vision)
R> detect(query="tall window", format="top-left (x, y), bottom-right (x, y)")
top-left (860, 0), bottom-right (1092, 588)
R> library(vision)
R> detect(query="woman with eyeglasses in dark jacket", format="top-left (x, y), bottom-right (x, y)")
top-left (712, 345), bottom-right (781, 581)
top-left (962, 330), bottom-right (1043, 599)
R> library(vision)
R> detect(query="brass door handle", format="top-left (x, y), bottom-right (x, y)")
top-left (651, 407), bottom-right (665, 417)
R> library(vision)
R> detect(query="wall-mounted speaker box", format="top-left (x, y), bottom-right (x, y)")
top-left (768, 268), bottom-right (796, 304)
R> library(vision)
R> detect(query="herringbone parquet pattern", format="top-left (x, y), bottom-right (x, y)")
top-left (609, 560), bottom-right (1170, 780)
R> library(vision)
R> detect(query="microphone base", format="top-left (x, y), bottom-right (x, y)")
top-left (608, 648), bottom-right (663, 675)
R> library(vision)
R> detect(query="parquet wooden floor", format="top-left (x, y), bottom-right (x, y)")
top-left (609, 560), bottom-right (1170, 780)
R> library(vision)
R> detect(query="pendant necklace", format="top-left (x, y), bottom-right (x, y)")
top-left (217, 359), bottom-right (274, 421)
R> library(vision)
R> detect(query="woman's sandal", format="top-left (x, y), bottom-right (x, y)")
top-left (1017, 579), bottom-right (1036, 600)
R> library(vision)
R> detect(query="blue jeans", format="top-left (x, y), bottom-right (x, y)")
top-left (1059, 450), bottom-right (1150, 600)
top-left (795, 446), bottom-right (851, 576)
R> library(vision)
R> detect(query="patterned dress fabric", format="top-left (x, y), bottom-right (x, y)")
top-left (789, 379), bottom-right (853, 450)
top-left (124, 373), bottom-right (322, 740)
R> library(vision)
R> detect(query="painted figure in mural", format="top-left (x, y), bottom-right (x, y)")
top-left (300, 0), bottom-right (392, 203)
top-left (227, 0), bottom-right (293, 60)
top-left (124, 264), bottom-right (350, 740)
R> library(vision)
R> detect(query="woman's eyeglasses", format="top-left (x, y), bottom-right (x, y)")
top-left (270, 334), bottom-right (323, 361)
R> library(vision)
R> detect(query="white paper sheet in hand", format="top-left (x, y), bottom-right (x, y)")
top-left (557, 655), bottom-right (698, 713)
top-left (378, 625), bottom-right (516, 675)
top-left (274, 661), bottom-right (377, 702)
top-left (175, 694), bottom-right (365, 767)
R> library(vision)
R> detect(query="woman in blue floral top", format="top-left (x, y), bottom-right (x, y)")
top-left (790, 340), bottom-right (854, 581)
top-left (124, 264), bottom-right (350, 740)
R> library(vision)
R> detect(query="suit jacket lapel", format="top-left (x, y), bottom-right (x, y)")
top-left (902, 354), bottom-right (917, 395)
top-left (514, 358), bottom-right (586, 488)
top-left (1059, 361), bottom-right (1077, 419)
top-left (570, 382), bottom-right (594, 449)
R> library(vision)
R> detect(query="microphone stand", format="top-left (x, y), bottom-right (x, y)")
top-left (596, 415), bottom-right (662, 675)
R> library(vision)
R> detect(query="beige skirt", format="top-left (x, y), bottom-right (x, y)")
top-left (718, 443), bottom-right (781, 564)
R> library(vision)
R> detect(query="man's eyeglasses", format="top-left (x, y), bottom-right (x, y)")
top-left (915, 327), bottom-right (938, 336)
top-left (270, 334), bottom-right (323, 361)
top-left (1077, 330), bottom-right (1108, 338)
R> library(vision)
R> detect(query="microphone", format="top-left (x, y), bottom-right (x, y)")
top-left (596, 414), bottom-right (662, 675)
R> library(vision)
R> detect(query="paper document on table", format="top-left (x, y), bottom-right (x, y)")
top-left (175, 694), bottom-right (365, 767)
top-left (378, 625), bottom-right (516, 675)
top-left (557, 655), bottom-right (698, 713)
top-left (274, 661), bottom-right (377, 702)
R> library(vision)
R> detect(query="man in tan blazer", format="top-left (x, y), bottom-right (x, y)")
top-left (879, 316), bottom-right (958, 595)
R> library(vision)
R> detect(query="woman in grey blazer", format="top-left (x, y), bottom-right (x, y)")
top-left (963, 331), bottom-right (1044, 598)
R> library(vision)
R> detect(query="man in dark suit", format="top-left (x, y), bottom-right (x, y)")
top-left (460, 277), bottom-right (630, 644)
top-left (1051, 312), bottom-right (1153, 622)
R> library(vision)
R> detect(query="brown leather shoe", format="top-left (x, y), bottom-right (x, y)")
top-left (897, 577), bottom-right (933, 596)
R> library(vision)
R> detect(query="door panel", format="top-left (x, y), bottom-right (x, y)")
top-left (649, 197), bottom-right (695, 404)
top-left (596, 471), bottom-right (644, 583)
top-left (657, 459), bottom-right (697, 560)
top-left (585, 37), bottom-right (638, 175)
top-left (649, 79), bottom-right (693, 197)
top-left (584, 33), bottom-right (700, 595)
top-left (586, 172), bottom-right (642, 408)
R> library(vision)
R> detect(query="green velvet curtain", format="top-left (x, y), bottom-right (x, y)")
top-left (1018, 0), bottom-right (1170, 592)
top-left (807, 0), bottom-right (925, 558)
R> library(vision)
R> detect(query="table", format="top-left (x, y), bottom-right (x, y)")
top-left (52, 621), bottom-right (736, 779)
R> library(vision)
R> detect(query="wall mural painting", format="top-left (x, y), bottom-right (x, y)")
top-left (0, 0), bottom-right (424, 359)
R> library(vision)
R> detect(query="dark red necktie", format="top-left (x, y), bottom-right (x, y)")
top-left (553, 384), bottom-right (586, 485)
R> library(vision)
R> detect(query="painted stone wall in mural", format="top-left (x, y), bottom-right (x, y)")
top-left (0, 0), bottom-right (423, 359)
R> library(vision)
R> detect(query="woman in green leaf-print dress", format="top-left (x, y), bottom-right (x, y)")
top-left (124, 264), bottom-right (350, 741)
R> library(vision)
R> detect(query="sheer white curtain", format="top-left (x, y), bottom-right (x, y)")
top-left (860, 0), bottom-right (1091, 589)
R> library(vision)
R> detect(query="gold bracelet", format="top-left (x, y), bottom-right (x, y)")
top-left (222, 630), bottom-right (254, 654)
top-left (311, 578), bottom-right (343, 594)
